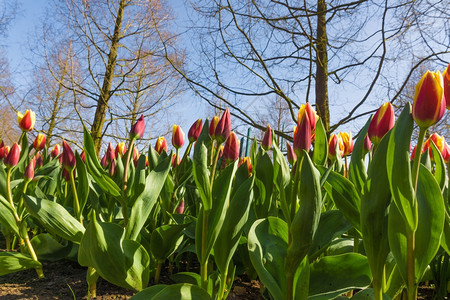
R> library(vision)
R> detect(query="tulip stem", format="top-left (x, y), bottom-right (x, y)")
top-left (200, 211), bottom-right (209, 290)
top-left (122, 138), bottom-right (136, 228)
top-left (210, 144), bottom-right (221, 188)
top-left (411, 128), bottom-right (426, 193)
top-left (69, 170), bottom-right (82, 225)
top-left (290, 153), bottom-right (303, 223)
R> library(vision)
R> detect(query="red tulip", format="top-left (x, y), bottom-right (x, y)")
top-left (175, 199), bottom-right (185, 214)
top-left (209, 116), bottom-right (219, 139)
top-left (293, 112), bottom-right (311, 155)
top-left (171, 153), bottom-right (181, 168)
top-left (338, 132), bottom-right (354, 156)
top-left (5, 143), bottom-right (21, 168)
top-left (80, 150), bottom-right (86, 163)
top-left (51, 144), bottom-right (61, 158)
top-left (222, 132), bottom-right (240, 163)
top-left (62, 140), bottom-right (76, 171)
top-left (286, 142), bottom-right (297, 165)
top-left (363, 134), bottom-right (372, 155)
top-left (35, 151), bottom-right (43, 168)
top-left (188, 119), bottom-right (203, 143)
top-left (0, 141), bottom-right (7, 160)
top-left (298, 103), bottom-right (318, 136)
top-left (62, 168), bottom-right (76, 182)
top-left (328, 134), bottom-right (344, 160)
top-left (102, 143), bottom-right (115, 167)
top-left (443, 64), bottom-right (450, 109)
top-left (17, 110), bottom-right (36, 131)
top-left (214, 108), bottom-right (231, 143)
top-left (412, 70), bottom-right (445, 128)
top-left (24, 156), bottom-right (36, 181)
top-left (368, 102), bottom-right (395, 145)
top-left (238, 157), bottom-right (252, 175)
top-left (115, 142), bottom-right (127, 157)
top-left (172, 125), bottom-right (185, 149)
top-left (155, 137), bottom-right (167, 154)
top-left (33, 133), bottom-right (46, 151)
top-left (130, 115), bottom-right (145, 139)
top-left (261, 125), bottom-right (272, 151)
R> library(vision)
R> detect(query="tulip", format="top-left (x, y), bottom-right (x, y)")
top-left (172, 125), bottom-right (185, 149)
top-left (175, 199), bottom-right (185, 214)
top-left (133, 148), bottom-right (139, 164)
top-left (328, 134), bottom-right (344, 160)
top-left (368, 102), bottom-right (395, 145)
top-left (443, 64), bottom-right (450, 109)
top-left (425, 133), bottom-right (449, 162)
top-left (338, 132), bottom-right (354, 156)
top-left (238, 157), bottom-right (252, 175)
top-left (286, 142), bottom-right (297, 165)
top-left (214, 108), bottom-right (231, 143)
top-left (443, 142), bottom-right (450, 164)
top-left (363, 134), bottom-right (372, 155)
top-left (17, 110), bottom-right (36, 131)
top-left (222, 132), bottom-right (240, 163)
top-left (298, 103), bottom-right (318, 135)
top-left (51, 144), bottom-right (61, 158)
top-left (171, 153), bottom-right (181, 168)
top-left (293, 113), bottom-right (311, 155)
top-left (5, 143), bottom-right (20, 168)
top-left (33, 133), bottom-right (46, 151)
top-left (62, 168), bottom-right (76, 182)
top-left (412, 70), bottom-right (445, 128)
top-left (188, 119), bottom-right (203, 143)
top-left (130, 115), bottom-right (145, 139)
top-left (209, 116), bottom-right (220, 139)
top-left (155, 136), bottom-right (167, 154)
top-left (0, 141), bottom-right (7, 160)
top-left (35, 151), bottom-right (43, 168)
top-left (62, 140), bottom-right (76, 171)
top-left (115, 142), bottom-right (127, 157)
top-left (103, 142), bottom-right (115, 167)
top-left (261, 125), bottom-right (272, 151)
top-left (24, 157), bottom-right (36, 181)
top-left (109, 159), bottom-right (116, 177)
top-left (80, 150), bottom-right (86, 163)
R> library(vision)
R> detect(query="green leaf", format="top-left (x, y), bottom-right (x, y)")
top-left (248, 217), bottom-right (288, 300)
top-left (441, 211), bottom-right (450, 255)
top-left (78, 217), bottom-right (150, 291)
top-left (150, 223), bottom-right (190, 261)
top-left (75, 152), bottom-right (89, 214)
top-left (308, 253), bottom-right (372, 300)
top-left (0, 165), bottom-right (7, 200)
top-left (0, 252), bottom-right (42, 276)
top-left (192, 119), bottom-right (212, 211)
top-left (24, 195), bottom-right (85, 243)
top-left (286, 152), bottom-right (321, 279)
top-left (83, 126), bottom-right (121, 197)
top-left (348, 117), bottom-right (371, 195)
top-left (170, 272), bottom-right (202, 286)
top-left (31, 233), bottom-right (75, 262)
top-left (312, 118), bottom-right (328, 166)
top-left (309, 210), bottom-right (352, 260)
top-left (125, 154), bottom-right (171, 240)
top-left (0, 194), bottom-right (19, 235)
top-left (388, 165), bottom-right (445, 285)
top-left (386, 104), bottom-right (416, 232)
top-left (132, 283), bottom-right (212, 300)
top-left (254, 152), bottom-right (273, 218)
top-left (272, 139), bottom-right (290, 190)
top-left (361, 131), bottom-right (392, 289)
top-left (429, 141), bottom-right (448, 191)
top-left (214, 176), bottom-right (254, 275)
top-left (352, 288), bottom-right (391, 300)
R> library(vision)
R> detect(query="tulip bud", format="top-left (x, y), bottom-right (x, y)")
top-left (62, 140), bottom-right (76, 171)
top-left (102, 142), bottom-right (116, 167)
top-left (62, 168), bottom-right (76, 182)
top-left (130, 115), bottom-right (145, 139)
top-left (109, 159), bottom-right (116, 177)
top-left (328, 134), bottom-right (344, 160)
top-left (298, 103), bottom-right (318, 136)
top-left (175, 199), bottom-right (185, 214)
top-left (443, 64), bottom-right (450, 109)
top-left (17, 110), bottom-right (36, 132)
top-left (188, 119), bottom-right (203, 143)
top-left (261, 125), bottom-right (272, 151)
top-left (5, 143), bottom-right (21, 168)
top-left (171, 153), bottom-right (181, 168)
top-left (338, 132), bottom-right (354, 156)
top-left (0, 141), bottom-right (7, 160)
top-left (209, 116), bottom-right (220, 139)
top-left (115, 142), bottom-right (127, 157)
top-left (412, 70), bottom-right (445, 128)
top-left (35, 151), bottom-right (43, 168)
top-left (80, 150), bottom-right (86, 163)
top-left (286, 142), bottom-right (297, 165)
top-left (33, 133), bottom-right (46, 151)
top-left (368, 102), bottom-right (395, 145)
top-left (443, 142), bottom-right (450, 164)
top-left (238, 157), bottom-right (252, 176)
top-left (363, 134), bottom-right (372, 155)
top-left (222, 132), bottom-right (240, 163)
top-left (51, 144), bottom-right (61, 158)
top-left (155, 136), bottom-right (167, 154)
top-left (172, 125), bottom-right (185, 149)
top-left (24, 157), bottom-right (36, 181)
top-left (214, 108), bottom-right (231, 143)
top-left (293, 113), bottom-right (311, 155)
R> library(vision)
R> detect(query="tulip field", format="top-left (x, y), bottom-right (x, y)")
top-left (0, 67), bottom-right (449, 300)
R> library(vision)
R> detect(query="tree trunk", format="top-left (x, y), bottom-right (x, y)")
top-left (315, 0), bottom-right (330, 136)
top-left (90, 0), bottom-right (127, 154)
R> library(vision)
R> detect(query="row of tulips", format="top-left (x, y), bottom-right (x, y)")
top-left (0, 65), bottom-right (449, 300)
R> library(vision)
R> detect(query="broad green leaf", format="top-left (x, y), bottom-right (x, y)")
top-left (83, 126), bottom-right (121, 197)
top-left (309, 210), bottom-right (352, 260)
top-left (130, 285), bottom-right (168, 300)
top-left (192, 119), bottom-right (212, 211)
top-left (254, 152), bottom-right (273, 218)
top-left (0, 165), bottom-right (7, 200)
top-left (125, 154), bottom-right (171, 240)
top-left (78, 217), bottom-right (150, 291)
top-left (248, 217), bottom-right (288, 300)
top-left (388, 165), bottom-right (445, 285)
top-left (170, 272), bottom-right (202, 286)
top-left (272, 138), bottom-right (290, 190)
top-left (0, 252), bottom-right (42, 276)
top-left (0, 194), bottom-right (19, 235)
top-left (150, 223), bottom-right (190, 261)
top-left (31, 233), bottom-right (75, 261)
top-left (352, 289), bottom-right (391, 300)
top-left (294, 256), bottom-right (310, 300)
top-left (386, 104), bottom-right (416, 232)
top-left (441, 211), bottom-right (450, 255)
top-left (286, 152), bottom-right (321, 279)
top-left (214, 176), bottom-right (254, 275)
top-left (312, 118), bottom-right (328, 166)
top-left (308, 253), bottom-right (372, 300)
top-left (348, 117), bottom-right (371, 195)
top-left (195, 162), bottom-right (237, 264)
top-left (133, 283), bottom-right (212, 300)
top-left (361, 131), bottom-right (391, 289)
top-left (429, 141), bottom-right (447, 191)
top-left (385, 265), bottom-right (405, 299)
top-left (323, 169), bottom-right (361, 232)
top-left (24, 195), bottom-right (85, 243)
top-left (75, 152), bottom-right (89, 214)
